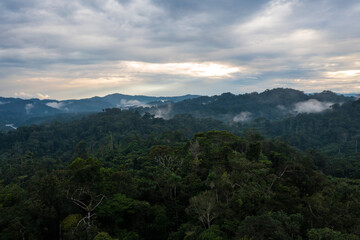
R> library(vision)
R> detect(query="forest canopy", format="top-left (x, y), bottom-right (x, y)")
top-left (1, 107), bottom-right (360, 239)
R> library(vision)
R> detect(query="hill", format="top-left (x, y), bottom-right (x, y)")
top-left (138, 88), bottom-right (352, 122)
top-left (240, 99), bottom-right (360, 178)
top-left (0, 93), bottom-right (199, 131)
top-left (0, 88), bottom-right (352, 131)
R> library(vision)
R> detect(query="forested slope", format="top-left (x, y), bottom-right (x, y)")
top-left (264, 99), bottom-right (360, 152)
top-left (242, 99), bottom-right (360, 178)
top-left (139, 88), bottom-right (351, 122)
top-left (0, 109), bottom-right (360, 239)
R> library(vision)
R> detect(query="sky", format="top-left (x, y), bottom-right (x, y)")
top-left (1, 0), bottom-right (360, 100)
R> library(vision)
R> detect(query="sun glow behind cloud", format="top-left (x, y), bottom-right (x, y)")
top-left (326, 70), bottom-right (360, 78)
top-left (123, 61), bottom-right (242, 78)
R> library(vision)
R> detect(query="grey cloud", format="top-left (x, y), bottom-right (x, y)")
top-left (153, 0), bottom-right (268, 22)
top-left (0, 0), bottom-right (360, 99)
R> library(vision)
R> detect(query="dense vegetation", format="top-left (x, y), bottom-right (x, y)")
top-left (140, 88), bottom-right (351, 122)
top-left (241, 99), bottom-right (360, 178)
top-left (1, 88), bottom-right (351, 132)
top-left (1, 108), bottom-right (360, 239)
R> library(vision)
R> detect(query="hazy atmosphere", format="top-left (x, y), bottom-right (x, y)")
top-left (1, 0), bottom-right (360, 99)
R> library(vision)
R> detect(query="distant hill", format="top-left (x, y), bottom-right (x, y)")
top-left (0, 88), bottom-right (354, 131)
top-left (138, 88), bottom-right (352, 122)
top-left (0, 93), bottom-right (199, 131)
top-left (238, 98), bottom-right (360, 178)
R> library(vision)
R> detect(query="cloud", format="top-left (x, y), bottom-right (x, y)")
top-left (117, 99), bottom-right (149, 109)
top-left (233, 111), bottom-right (252, 122)
top-left (14, 92), bottom-right (33, 98)
top-left (154, 103), bottom-right (172, 119)
top-left (123, 61), bottom-right (243, 78)
top-left (237, 0), bottom-right (295, 34)
top-left (37, 93), bottom-right (50, 99)
top-left (14, 91), bottom-right (50, 99)
top-left (1, 0), bottom-right (360, 99)
top-left (46, 102), bottom-right (65, 109)
top-left (25, 103), bottom-right (34, 114)
top-left (277, 104), bottom-right (286, 110)
top-left (5, 124), bottom-right (17, 130)
top-left (293, 99), bottom-right (333, 113)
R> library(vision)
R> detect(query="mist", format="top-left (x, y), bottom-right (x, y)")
top-left (154, 104), bottom-right (173, 119)
top-left (117, 99), bottom-right (150, 109)
top-left (294, 99), bottom-right (333, 113)
top-left (25, 103), bottom-right (34, 114)
top-left (233, 111), bottom-right (252, 122)
top-left (46, 102), bottom-right (66, 109)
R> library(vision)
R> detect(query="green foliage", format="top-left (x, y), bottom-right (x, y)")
top-left (62, 214), bottom-right (82, 232)
top-left (93, 232), bottom-right (115, 240)
top-left (0, 108), bottom-right (359, 239)
top-left (187, 191), bottom-right (218, 229)
top-left (0, 184), bottom-right (25, 207)
top-left (68, 157), bottom-right (102, 186)
top-left (246, 142), bottom-right (262, 161)
top-left (237, 211), bottom-right (303, 240)
top-left (308, 228), bottom-right (360, 240)
top-left (198, 225), bottom-right (224, 240)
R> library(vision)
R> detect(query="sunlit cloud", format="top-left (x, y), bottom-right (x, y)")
top-left (14, 92), bottom-right (33, 98)
top-left (3, 61), bottom-right (244, 99)
top-left (123, 61), bottom-right (243, 78)
top-left (14, 92), bottom-right (50, 99)
top-left (326, 70), bottom-right (360, 78)
top-left (37, 93), bottom-right (50, 99)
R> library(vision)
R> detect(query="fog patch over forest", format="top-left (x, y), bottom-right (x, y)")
top-left (154, 103), bottom-right (172, 119)
top-left (46, 102), bottom-right (66, 109)
top-left (25, 103), bottom-right (34, 114)
top-left (5, 124), bottom-right (16, 130)
top-left (117, 99), bottom-right (150, 109)
top-left (293, 99), bottom-right (333, 113)
top-left (233, 111), bottom-right (252, 122)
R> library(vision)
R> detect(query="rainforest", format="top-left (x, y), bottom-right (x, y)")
top-left (1, 89), bottom-right (360, 239)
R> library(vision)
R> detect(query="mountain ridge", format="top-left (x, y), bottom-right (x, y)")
top-left (0, 93), bottom-right (200, 131)
top-left (0, 88), bottom-right (355, 131)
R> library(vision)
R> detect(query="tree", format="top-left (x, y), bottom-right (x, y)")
top-left (307, 228), bottom-right (359, 240)
top-left (187, 191), bottom-right (219, 229)
top-left (93, 232), bottom-right (115, 240)
top-left (237, 212), bottom-right (303, 240)
top-left (66, 157), bottom-right (106, 239)
top-left (67, 187), bottom-right (105, 239)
